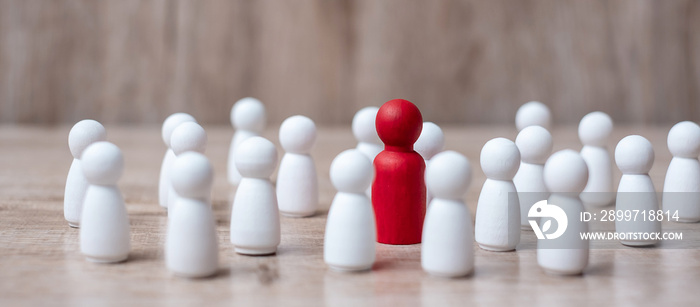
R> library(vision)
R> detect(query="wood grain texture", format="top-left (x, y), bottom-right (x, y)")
top-left (1, 0), bottom-right (699, 125)
top-left (0, 124), bottom-right (699, 305)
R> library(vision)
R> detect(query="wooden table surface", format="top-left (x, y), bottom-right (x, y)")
top-left (1, 124), bottom-right (699, 306)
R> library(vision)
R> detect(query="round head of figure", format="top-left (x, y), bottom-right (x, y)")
top-left (426, 150), bottom-right (472, 200)
top-left (667, 121), bottom-right (700, 158)
top-left (170, 152), bottom-right (213, 199)
top-left (515, 101), bottom-right (552, 131)
top-left (235, 136), bottom-right (278, 178)
top-left (480, 137), bottom-right (520, 180)
top-left (81, 141), bottom-right (124, 185)
top-left (578, 111), bottom-right (613, 147)
top-left (68, 119), bottom-right (107, 159)
top-left (231, 97), bottom-right (266, 133)
top-left (279, 115), bottom-right (316, 154)
top-left (352, 107), bottom-right (381, 145)
top-left (330, 149), bottom-right (373, 194)
top-left (543, 149), bottom-right (589, 193)
top-left (161, 113), bottom-right (196, 147)
top-left (615, 135), bottom-right (654, 174)
top-left (414, 122), bottom-right (445, 160)
top-left (515, 125), bottom-right (553, 165)
top-left (375, 99), bottom-right (423, 148)
top-left (170, 122), bottom-right (207, 155)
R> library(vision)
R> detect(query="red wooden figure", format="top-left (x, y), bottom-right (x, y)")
top-left (372, 99), bottom-right (426, 245)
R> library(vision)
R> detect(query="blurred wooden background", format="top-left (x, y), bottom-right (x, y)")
top-left (0, 0), bottom-right (699, 126)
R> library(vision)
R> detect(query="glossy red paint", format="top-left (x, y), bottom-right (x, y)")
top-left (372, 99), bottom-right (426, 245)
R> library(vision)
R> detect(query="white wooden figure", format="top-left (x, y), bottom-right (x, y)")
top-left (538, 149), bottom-right (589, 275)
top-left (475, 138), bottom-right (521, 251)
top-left (167, 122), bottom-right (207, 214)
top-left (513, 125), bottom-right (552, 230)
top-left (277, 115), bottom-right (319, 217)
top-left (230, 136), bottom-right (281, 255)
top-left (579, 111), bottom-right (615, 207)
top-left (515, 101), bottom-right (552, 131)
top-left (414, 122), bottom-right (445, 207)
top-left (421, 151), bottom-right (474, 277)
top-left (166, 152), bottom-right (218, 278)
top-left (65, 119), bottom-right (106, 228)
top-left (80, 142), bottom-right (130, 263)
top-left (228, 97), bottom-right (266, 185)
top-left (324, 149), bottom-right (376, 272)
top-left (352, 107), bottom-right (382, 198)
top-left (663, 121), bottom-right (700, 222)
top-left (159, 113), bottom-right (196, 209)
top-left (615, 135), bottom-right (662, 246)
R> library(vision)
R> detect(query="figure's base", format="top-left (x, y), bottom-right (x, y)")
top-left (478, 243), bottom-right (515, 252)
top-left (377, 241), bottom-right (421, 245)
top-left (376, 234), bottom-right (422, 245)
top-left (280, 211), bottom-right (316, 218)
top-left (86, 254), bottom-right (128, 264)
top-left (68, 223), bottom-right (79, 228)
top-left (543, 268), bottom-right (584, 276)
top-left (674, 218), bottom-right (700, 223)
top-left (425, 269), bottom-right (473, 278)
top-left (621, 240), bottom-right (658, 247)
top-left (235, 247), bottom-right (277, 256)
top-left (328, 264), bottom-right (372, 273)
top-left (173, 269), bottom-right (218, 279)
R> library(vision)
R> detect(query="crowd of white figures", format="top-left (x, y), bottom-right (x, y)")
top-left (63, 99), bottom-right (700, 278)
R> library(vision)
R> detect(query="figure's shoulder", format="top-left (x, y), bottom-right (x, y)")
top-left (374, 150), bottom-right (424, 166)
